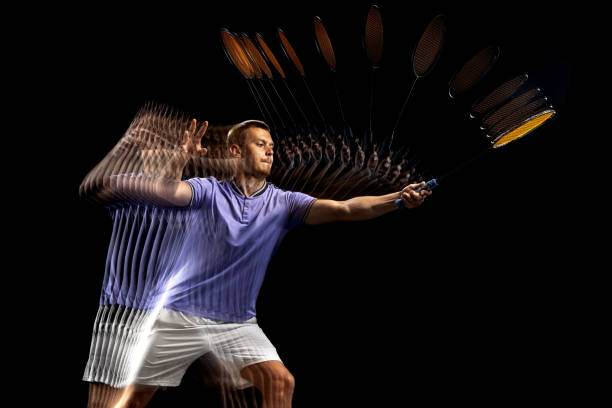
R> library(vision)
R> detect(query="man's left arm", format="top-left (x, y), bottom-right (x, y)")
top-left (304, 182), bottom-right (432, 225)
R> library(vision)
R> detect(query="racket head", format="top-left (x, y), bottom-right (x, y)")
top-left (480, 87), bottom-right (541, 130)
top-left (364, 4), bottom-right (383, 69)
top-left (239, 35), bottom-right (263, 79)
top-left (256, 32), bottom-right (287, 79)
top-left (449, 45), bottom-right (500, 98)
top-left (220, 28), bottom-right (255, 79)
top-left (491, 108), bottom-right (555, 149)
top-left (313, 16), bottom-right (337, 72)
top-left (470, 73), bottom-right (529, 118)
top-left (487, 97), bottom-right (549, 138)
top-left (241, 33), bottom-right (273, 79)
top-left (277, 27), bottom-right (306, 76)
top-left (412, 14), bottom-right (446, 78)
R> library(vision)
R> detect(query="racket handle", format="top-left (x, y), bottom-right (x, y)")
top-left (394, 178), bottom-right (438, 209)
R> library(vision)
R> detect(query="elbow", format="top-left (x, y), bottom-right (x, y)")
top-left (336, 202), bottom-right (352, 222)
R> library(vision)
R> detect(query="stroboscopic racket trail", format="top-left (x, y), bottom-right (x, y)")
top-left (387, 14), bottom-right (446, 155)
top-left (313, 15), bottom-right (349, 144)
top-left (256, 32), bottom-right (314, 135)
top-left (220, 29), bottom-right (274, 127)
top-left (241, 32), bottom-right (298, 135)
top-left (469, 73), bottom-right (529, 120)
top-left (245, 51), bottom-right (287, 130)
top-left (278, 27), bottom-right (329, 135)
top-left (364, 5), bottom-right (383, 154)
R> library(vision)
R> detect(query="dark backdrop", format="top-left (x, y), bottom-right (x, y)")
top-left (29, 1), bottom-right (580, 406)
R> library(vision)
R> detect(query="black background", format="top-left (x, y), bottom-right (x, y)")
top-left (24, 1), bottom-right (584, 406)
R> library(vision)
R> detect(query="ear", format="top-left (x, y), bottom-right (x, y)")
top-left (229, 144), bottom-right (242, 158)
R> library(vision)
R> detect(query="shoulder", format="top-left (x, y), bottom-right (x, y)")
top-left (265, 182), bottom-right (281, 194)
top-left (183, 177), bottom-right (222, 207)
top-left (185, 176), bottom-right (219, 187)
top-left (264, 182), bottom-right (296, 199)
top-left (268, 184), bottom-right (316, 207)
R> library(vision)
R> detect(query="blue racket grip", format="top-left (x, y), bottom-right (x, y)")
top-left (394, 178), bottom-right (438, 209)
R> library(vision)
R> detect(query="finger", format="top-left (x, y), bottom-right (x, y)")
top-left (182, 130), bottom-right (191, 146)
top-left (188, 119), bottom-right (197, 136)
top-left (195, 120), bottom-right (209, 140)
top-left (404, 181), bottom-right (425, 191)
top-left (409, 190), bottom-right (421, 201)
top-left (402, 191), bottom-right (420, 203)
top-left (201, 147), bottom-right (208, 156)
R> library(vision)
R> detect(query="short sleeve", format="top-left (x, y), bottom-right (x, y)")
top-left (285, 190), bottom-right (317, 228)
top-left (185, 177), bottom-right (215, 208)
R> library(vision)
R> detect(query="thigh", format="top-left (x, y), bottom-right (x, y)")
top-left (134, 309), bottom-right (211, 387)
top-left (210, 323), bottom-right (282, 389)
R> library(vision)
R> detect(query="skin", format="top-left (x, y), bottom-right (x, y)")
top-left (87, 120), bottom-right (431, 407)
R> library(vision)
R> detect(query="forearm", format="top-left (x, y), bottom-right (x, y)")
top-left (108, 173), bottom-right (187, 207)
top-left (80, 135), bottom-right (189, 206)
top-left (341, 191), bottom-right (401, 221)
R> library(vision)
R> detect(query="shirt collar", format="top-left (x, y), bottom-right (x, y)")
top-left (230, 179), bottom-right (268, 197)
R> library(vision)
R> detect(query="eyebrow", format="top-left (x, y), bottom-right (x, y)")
top-left (256, 139), bottom-right (274, 146)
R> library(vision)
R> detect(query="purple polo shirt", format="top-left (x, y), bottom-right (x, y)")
top-left (164, 177), bottom-right (316, 322)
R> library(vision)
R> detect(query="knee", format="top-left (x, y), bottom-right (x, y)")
top-left (269, 371), bottom-right (295, 395)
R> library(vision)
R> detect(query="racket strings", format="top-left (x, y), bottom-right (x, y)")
top-left (256, 33), bottom-right (287, 79)
top-left (492, 110), bottom-right (555, 148)
top-left (449, 45), bottom-right (500, 98)
top-left (313, 16), bottom-right (337, 71)
top-left (239, 46), bottom-right (287, 129)
top-left (488, 97), bottom-right (549, 138)
top-left (241, 34), bottom-right (273, 79)
top-left (364, 5), bottom-right (383, 68)
top-left (413, 14), bottom-right (446, 77)
top-left (256, 33), bottom-right (312, 131)
top-left (481, 87), bottom-right (541, 130)
top-left (470, 74), bottom-right (528, 118)
top-left (278, 28), bottom-right (306, 77)
top-left (389, 14), bottom-right (446, 151)
top-left (239, 36), bottom-right (264, 80)
top-left (221, 30), bottom-right (255, 79)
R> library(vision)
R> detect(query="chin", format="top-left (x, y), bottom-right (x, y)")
top-left (252, 168), bottom-right (270, 178)
top-left (260, 164), bottom-right (272, 176)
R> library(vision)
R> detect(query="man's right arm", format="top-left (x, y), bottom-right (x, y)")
top-left (79, 118), bottom-right (206, 208)
top-left (107, 174), bottom-right (193, 207)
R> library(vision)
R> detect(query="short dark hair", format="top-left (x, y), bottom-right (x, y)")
top-left (227, 120), bottom-right (270, 147)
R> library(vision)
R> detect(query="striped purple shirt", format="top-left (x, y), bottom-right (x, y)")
top-left (164, 177), bottom-right (316, 322)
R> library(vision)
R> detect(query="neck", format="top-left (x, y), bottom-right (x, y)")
top-left (233, 173), bottom-right (266, 197)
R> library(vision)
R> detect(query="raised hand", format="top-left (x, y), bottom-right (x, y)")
top-left (182, 119), bottom-right (209, 156)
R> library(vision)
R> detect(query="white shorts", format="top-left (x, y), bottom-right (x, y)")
top-left (83, 306), bottom-right (281, 390)
top-left (134, 308), bottom-right (281, 389)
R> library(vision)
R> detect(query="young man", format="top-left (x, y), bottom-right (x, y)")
top-left (84, 118), bottom-right (431, 407)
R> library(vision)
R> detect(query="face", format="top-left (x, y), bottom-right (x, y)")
top-left (234, 127), bottom-right (274, 177)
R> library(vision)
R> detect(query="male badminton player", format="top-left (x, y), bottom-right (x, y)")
top-left (84, 119), bottom-right (431, 407)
